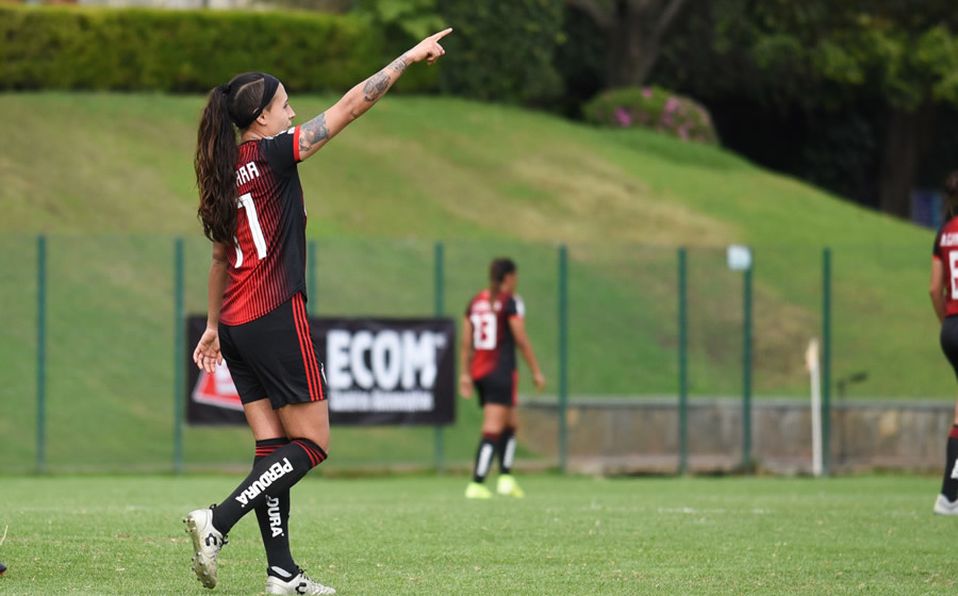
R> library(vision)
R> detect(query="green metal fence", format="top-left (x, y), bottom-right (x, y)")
top-left (0, 235), bottom-right (947, 474)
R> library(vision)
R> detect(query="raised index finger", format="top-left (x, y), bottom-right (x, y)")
top-left (431, 27), bottom-right (453, 41)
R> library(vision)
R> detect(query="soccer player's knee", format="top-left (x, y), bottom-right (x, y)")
top-left (481, 421), bottom-right (505, 435)
top-left (290, 437), bottom-right (328, 469)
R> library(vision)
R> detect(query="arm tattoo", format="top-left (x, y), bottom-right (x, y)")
top-left (363, 71), bottom-right (391, 102)
top-left (299, 112), bottom-right (328, 154)
top-left (389, 55), bottom-right (409, 73)
top-left (362, 56), bottom-right (407, 102)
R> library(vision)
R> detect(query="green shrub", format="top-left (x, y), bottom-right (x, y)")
top-left (0, 6), bottom-right (396, 93)
top-left (583, 86), bottom-right (719, 145)
top-left (436, 0), bottom-right (563, 105)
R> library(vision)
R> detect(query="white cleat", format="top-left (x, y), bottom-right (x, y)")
top-left (934, 494), bottom-right (958, 516)
top-left (265, 571), bottom-right (337, 595)
top-left (183, 507), bottom-right (227, 589)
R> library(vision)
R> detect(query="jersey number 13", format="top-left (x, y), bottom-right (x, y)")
top-left (471, 313), bottom-right (497, 350)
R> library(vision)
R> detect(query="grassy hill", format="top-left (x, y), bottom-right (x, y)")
top-left (0, 92), bottom-right (943, 472)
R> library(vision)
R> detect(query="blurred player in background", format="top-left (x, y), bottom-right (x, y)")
top-left (186, 29), bottom-right (452, 594)
top-left (930, 171), bottom-right (958, 515)
top-left (460, 258), bottom-right (546, 499)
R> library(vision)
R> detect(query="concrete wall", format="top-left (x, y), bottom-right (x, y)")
top-left (519, 397), bottom-right (954, 475)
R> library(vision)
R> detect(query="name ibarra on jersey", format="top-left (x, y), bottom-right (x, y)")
top-left (235, 161), bottom-right (261, 187)
top-left (942, 233), bottom-right (958, 247)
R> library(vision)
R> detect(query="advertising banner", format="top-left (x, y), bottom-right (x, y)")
top-left (186, 316), bottom-right (456, 426)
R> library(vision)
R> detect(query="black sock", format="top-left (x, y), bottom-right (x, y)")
top-left (472, 432), bottom-right (499, 483)
top-left (212, 438), bottom-right (327, 535)
top-left (252, 439), bottom-right (298, 579)
top-left (942, 425), bottom-right (958, 501)
top-left (497, 426), bottom-right (516, 475)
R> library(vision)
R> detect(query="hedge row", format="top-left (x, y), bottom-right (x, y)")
top-left (0, 6), bottom-right (436, 93)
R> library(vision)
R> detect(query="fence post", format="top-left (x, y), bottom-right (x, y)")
top-left (822, 247), bottom-right (832, 475)
top-left (557, 245), bottom-right (569, 473)
top-left (36, 235), bottom-right (47, 474)
top-left (173, 237), bottom-right (185, 474)
top-left (677, 247), bottom-right (688, 475)
top-left (307, 240), bottom-right (317, 315)
top-left (742, 260), bottom-right (753, 471)
top-left (433, 241), bottom-right (445, 473)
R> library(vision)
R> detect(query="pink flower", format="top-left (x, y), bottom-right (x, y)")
top-left (642, 87), bottom-right (653, 99)
top-left (614, 107), bottom-right (633, 127)
top-left (665, 97), bottom-right (680, 114)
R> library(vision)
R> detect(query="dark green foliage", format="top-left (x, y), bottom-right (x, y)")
top-left (583, 86), bottom-right (718, 145)
top-left (654, 0), bottom-right (958, 111)
top-left (353, 0), bottom-right (445, 93)
top-left (552, 2), bottom-right (606, 117)
top-left (436, 0), bottom-right (563, 105)
top-left (356, 0), bottom-right (444, 41)
top-left (0, 6), bottom-right (389, 93)
top-left (644, 0), bottom-right (958, 210)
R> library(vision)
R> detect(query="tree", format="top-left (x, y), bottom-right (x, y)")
top-left (654, 0), bottom-right (958, 217)
top-left (567, 0), bottom-right (688, 87)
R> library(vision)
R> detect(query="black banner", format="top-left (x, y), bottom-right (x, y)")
top-left (186, 316), bottom-right (456, 426)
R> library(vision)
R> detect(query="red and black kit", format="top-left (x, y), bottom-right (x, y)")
top-left (217, 126), bottom-right (326, 407)
top-left (934, 216), bottom-right (958, 378)
top-left (221, 126), bottom-right (307, 325)
top-left (465, 289), bottom-right (525, 406)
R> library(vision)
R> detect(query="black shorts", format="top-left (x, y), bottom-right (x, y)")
top-left (219, 293), bottom-right (327, 410)
top-left (474, 371), bottom-right (518, 408)
top-left (941, 316), bottom-right (958, 380)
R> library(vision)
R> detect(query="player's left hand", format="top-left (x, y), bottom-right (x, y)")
top-left (193, 327), bottom-right (222, 374)
top-left (533, 371), bottom-right (546, 392)
top-left (459, 373), bottom-right (473, 399)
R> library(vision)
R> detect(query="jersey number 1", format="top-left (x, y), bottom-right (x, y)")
top-left (234, 192), bottom-right (267, 268)
top-left (471, 313), bottom-right (497, 350)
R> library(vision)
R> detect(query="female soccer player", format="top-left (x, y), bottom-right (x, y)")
top-left (931, 171), bottom-right (958, 516)
top-left (459, 258), bottom-right (546, 499)
top-left (185, 28), bottom-right (452, 594)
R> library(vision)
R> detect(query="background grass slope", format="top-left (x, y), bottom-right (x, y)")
top-left (0, 92), bottom-right (943, 471)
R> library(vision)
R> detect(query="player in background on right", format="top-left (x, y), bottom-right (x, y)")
top-left (460, 258), bottom-right (546, 499)
top-left (930, 171), bottom-right (958, 515)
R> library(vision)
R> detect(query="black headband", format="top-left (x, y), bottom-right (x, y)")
top-left (226, 73), bottom-right (280, 129)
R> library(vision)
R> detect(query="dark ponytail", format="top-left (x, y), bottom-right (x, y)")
top-left (946, 170), bottom-right (958, 222)
top-left (489, 257), bottom-right (517, 295)
top-left (195, 85), bottom-right (238, 243)
top-left (194, 72), bottom-right (280, 243)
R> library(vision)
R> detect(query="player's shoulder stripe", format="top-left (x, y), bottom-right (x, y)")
top-left (513, 295), bottom-right (525, 317)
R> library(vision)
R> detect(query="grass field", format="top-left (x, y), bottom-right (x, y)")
top-left (0, 474), bottom-right (952, 594)
top-left (0, 92), bottom-right (949, 473)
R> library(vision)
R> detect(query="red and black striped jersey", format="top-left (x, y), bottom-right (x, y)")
top-left (934, 216), bottom-right (958, 318)
top-left (220, 126), bottom-right (307, 325)
top-left (465, 289), bottom-right (525, 380)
